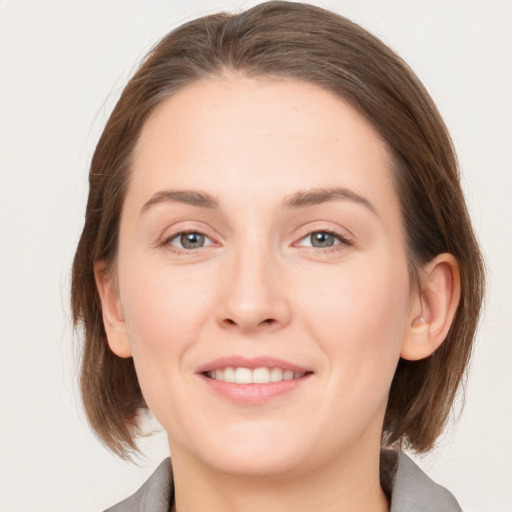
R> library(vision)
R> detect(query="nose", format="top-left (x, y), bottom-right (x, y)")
top-left (215, 241), bottom-right (292, 334)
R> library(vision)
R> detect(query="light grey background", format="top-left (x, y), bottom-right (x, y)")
top-left (0, 1), bottom-right (511, 511)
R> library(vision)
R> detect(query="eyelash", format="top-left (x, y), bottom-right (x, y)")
top-left (161, 229), bottom-right (353, 256)
top-left (297, 228), bottom-right (353, 254)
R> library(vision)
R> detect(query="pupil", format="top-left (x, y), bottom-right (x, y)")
top-left (312, 232), bottom-right (334, 247)
top-left (181, 232), bottom-right (204, 248)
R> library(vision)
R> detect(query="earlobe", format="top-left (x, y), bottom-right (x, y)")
top-left (94, 262), bottom-right (133, 358)
top-left (401, 254), bottom-right (461, 361)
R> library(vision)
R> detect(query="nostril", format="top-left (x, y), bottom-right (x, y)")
top-left (222, 317), bottom-right (276, 328)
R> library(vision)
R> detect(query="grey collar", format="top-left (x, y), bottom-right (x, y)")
top-left (104, 450), bottom-right (461, 512)
top-left (385, 451), bottom-right (461, 511)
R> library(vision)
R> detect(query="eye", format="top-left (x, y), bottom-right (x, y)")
top-left (298, 230), bottom-right (351, 249)
top-left (165, 231), bottom-right (214, 250)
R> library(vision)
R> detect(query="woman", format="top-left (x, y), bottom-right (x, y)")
top-left (71, 2), bottom-right (484, 510)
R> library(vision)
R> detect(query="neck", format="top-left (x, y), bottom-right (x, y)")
top-left (169, 440), bottom-right (389, 512)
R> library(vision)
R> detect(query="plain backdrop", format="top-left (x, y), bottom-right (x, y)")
top-left (0, 1), bottom-right (511, 511)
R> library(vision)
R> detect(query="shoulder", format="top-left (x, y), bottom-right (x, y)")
top-left (102, 459), bottom-right (173, 512)
top-left (382, 450), bottom-right (462, 512)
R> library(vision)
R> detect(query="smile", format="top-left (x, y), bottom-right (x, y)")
top-left (205, 367), bottom-right (307, 384)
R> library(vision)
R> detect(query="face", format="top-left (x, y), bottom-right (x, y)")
top-left (107, 77), bottom-right (418, 478)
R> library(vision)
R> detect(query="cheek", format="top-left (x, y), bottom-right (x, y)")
top-left (298, 255), bottom-right (410, 382)
top-left (120, 265), bottom-right (211, 352)
top-left (116, 262), bottom-right (216, 426)
top-left (117, 259), bottom-right (215, 389)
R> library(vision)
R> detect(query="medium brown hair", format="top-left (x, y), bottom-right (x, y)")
top-left (72, 1), bottom-right (484, 458)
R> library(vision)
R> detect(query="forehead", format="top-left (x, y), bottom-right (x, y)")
top-left (136, 76), bottom-right (387, 153)
top-left (129, 77), bottom-right (398, 218)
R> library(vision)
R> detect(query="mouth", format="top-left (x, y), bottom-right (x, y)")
top-left (197, 357), bottom-right (313, 403)
top-left (203, 367), bottom-right (310, 384)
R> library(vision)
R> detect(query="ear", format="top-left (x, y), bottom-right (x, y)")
top-left (94, 262), bottom-right (132, 358)
top-left (401, 253), bottom-right (461, 361)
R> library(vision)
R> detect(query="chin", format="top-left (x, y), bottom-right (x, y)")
top-left (172, 426), bottom-right (311, 479)
top-left (207, 445), bottom-right (306, 479)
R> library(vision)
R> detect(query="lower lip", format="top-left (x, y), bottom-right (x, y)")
top-left (199, 373), bottom-right (313, 404)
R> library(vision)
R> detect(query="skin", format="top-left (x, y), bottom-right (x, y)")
top-left (96, 77), bottom-right (460, 512)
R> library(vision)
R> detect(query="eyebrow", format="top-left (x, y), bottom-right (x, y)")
top-left (141, 187), bottom-right (378, 217)
top-left (281, 187), bottom-right (378, 216)
top-left (142, 190), bottom-right (219, 212)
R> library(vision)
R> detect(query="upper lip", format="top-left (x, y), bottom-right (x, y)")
top-left (196, 356), bottom-right (312, 374)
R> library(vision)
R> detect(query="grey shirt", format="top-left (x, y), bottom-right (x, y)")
top-left (104, 450), bottom-right (461, 512)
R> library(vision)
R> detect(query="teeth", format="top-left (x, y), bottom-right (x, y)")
top-left (253, 367), bottom-right (270, 383)
top-left (235, 367), bottom-right (252, 384)
top-left (208, 367), bottom-right (306, 384)
top-left (270, 367), bottom-right (283, 382)
top-left (223, 367), bottom-right (235, 383)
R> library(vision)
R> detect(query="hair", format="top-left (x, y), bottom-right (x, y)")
top-left (71, 0), bottom-right (484, 459)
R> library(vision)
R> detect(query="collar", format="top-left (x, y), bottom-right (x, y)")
top-left (104, 450), bottom-right (461, 512)
top-left (381, 450), bottom-right (462, 511)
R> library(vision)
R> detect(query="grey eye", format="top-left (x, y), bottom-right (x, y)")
top-left (309, 232), bottom-right (337, 248)
top-left (171, 232), bottom-right (208, 249)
